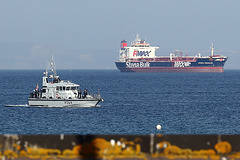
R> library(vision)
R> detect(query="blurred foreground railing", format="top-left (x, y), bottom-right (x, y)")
top-left (0, 134), bottom-right (239, 159)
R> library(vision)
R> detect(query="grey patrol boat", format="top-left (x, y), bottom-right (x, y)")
top-left (28, 56), bottom-right (103, 107)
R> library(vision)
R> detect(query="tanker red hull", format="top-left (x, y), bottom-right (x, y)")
top-left (116, 66), bottom-right (224, 73)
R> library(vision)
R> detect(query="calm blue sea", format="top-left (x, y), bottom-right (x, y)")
top-left (0, 69), bottom-right (240, 135)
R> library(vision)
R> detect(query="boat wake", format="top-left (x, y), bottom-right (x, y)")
top-left (4, 104), bottom-right (101, 108)
top-left (5, 104), bottom-right (29, 107)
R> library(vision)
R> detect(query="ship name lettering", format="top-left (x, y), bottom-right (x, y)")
top-left (126, 62), bottom-right (150, 68)
top-left (198, 62), bottom-right (213, 64)
top-left (174, 62), bottom-right (191, 67)
top-left (133, 51), bottom-right (151, 57)
top-left (64, 101), bottom-right (72, 105)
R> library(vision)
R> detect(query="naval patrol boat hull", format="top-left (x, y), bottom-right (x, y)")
top-left (28, 98), bottom-right (102, 107)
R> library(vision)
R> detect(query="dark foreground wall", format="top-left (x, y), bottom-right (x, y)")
top-left (0, 134), bottom-right (239, 159)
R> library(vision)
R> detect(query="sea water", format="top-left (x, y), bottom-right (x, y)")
top-left (0, 69), bottom-right (240, 134)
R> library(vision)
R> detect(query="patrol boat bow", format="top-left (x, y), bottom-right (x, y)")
top-left (28, 57), bottom-right (103, 107)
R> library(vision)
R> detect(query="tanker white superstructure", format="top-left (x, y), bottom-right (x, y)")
top-left (119, 34), bottom-right (159, 62)
top-left (28, 56), bottom-right (103, 107)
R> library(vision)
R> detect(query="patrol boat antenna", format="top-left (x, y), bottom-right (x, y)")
top-left (44, 55), bottom-right (58, 83)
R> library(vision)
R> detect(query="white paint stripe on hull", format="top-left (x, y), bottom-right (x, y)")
top-left (28, 99), bottom-right (101, 107)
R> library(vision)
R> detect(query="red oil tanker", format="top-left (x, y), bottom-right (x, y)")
top-left (115, 34), bottom-right (228, 72)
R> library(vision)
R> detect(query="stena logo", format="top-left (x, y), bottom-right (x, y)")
top-left (126, 62), bottom-right (150, 68)
top-left (133, 50), bottom-right (151, 57)
top-left (174, 62), bottom-right (191, 67)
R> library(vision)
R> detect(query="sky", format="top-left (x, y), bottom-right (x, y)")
top-left (0, 0), bottom-right (240, 69)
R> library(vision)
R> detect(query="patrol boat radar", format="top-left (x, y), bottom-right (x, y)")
top-left (28, 56), bottom-right (103, 107)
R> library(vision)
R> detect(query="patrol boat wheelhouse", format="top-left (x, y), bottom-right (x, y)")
top-left (28, 57), bottom-right (103, 107)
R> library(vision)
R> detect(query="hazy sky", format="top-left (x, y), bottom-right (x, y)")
top-left (0, 0), bottom-right (240, 69)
